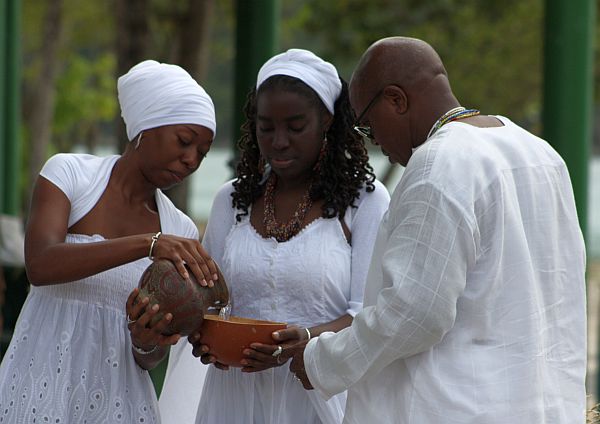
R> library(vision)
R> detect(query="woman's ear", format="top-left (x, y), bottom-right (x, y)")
top-left (321, 111), bottom-right (334, 134)
top-left (383, 85), bottom-right (408, 115)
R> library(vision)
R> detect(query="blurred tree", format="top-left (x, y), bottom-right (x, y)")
top-left (23, 0), bottom-right (64, 207)
top-left (22, 0), bottom-right (116, 209)
top-left (289, 0), bottom-right (541, 128)
top-left (115, 0), bottom-right (150, 151)
top-left (149, 0), bottom-right (215, 211)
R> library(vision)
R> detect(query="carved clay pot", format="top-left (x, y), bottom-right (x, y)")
top-left (136, 259), bottom-right (229, 336)
top-left (199, 315), bottom-right (286, 367)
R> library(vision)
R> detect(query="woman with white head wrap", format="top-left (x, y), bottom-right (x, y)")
top-left (0, 60), bottom-right (218, 423)
top-left (160, 49), bottom-right (390, 424)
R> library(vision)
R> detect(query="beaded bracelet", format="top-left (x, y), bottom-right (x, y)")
top-left (148, 231), bottom-right (162, 259)
top-left (132, 344), bottom-right (158, 355)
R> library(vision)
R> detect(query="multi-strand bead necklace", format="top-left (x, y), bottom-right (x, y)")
top-left (263, 173), bottom-right (314, 242)
top-left (427, 106), bottom-right (480, 139)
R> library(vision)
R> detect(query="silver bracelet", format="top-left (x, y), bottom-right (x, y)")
top-left (132, 343), bottom-right (158, 355)
top-left (148, 231), bottom-right (162, 259)
top-left (305, 328), bottom-right (312, 340)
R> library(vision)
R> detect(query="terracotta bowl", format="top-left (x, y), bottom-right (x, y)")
top-left (136, 259), bottom-right (229, 336)
top-left (199, 315), bottom-right (287, 367)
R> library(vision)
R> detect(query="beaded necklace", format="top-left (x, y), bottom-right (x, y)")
top-left (263, 173), bottom-right (314, 242)
top-left (427, 106), bottom-right (481, 139)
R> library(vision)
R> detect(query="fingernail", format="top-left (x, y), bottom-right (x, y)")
top-left (273, 331), bottom-right (280, 338)
top-left (152, 304), bottom-right (159, 311)
top-left (143, 297), bottom-right (149, 304)
top-left (213, 274), bottom-right (218, 281)
top-left (201, 279), bottom-right (207, 286)
top-left (208, 280), bottom-right (214, 288)
top-left (240, 360), bottom-right (247, 365)
top-left (165, 313), bottom-right (173, 321)
top-left (243, 349), bottom-right (251, 355)
top-left (183, 272), bottom-right (189, 279)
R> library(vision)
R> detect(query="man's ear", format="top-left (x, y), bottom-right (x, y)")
top-left (383, 85), bottom-right (408, 114)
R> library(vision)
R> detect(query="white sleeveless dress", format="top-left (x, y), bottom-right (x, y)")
top-left (0, 234), bottom-right (159, 424)
top-left (0, 153), bottom-right (200, 424)
top-left (159, 180), bottom-right (390, 424)
top-left (195, 215), bottom-right (351, 424)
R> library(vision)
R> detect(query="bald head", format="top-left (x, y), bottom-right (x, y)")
top-left (351, 37), bottom-right (449, 95)
top-left (349, 37), bottom-right (461, 165)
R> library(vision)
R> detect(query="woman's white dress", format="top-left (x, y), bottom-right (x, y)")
top-left (160, 180), bottom-right (390, 424)
top-left (0, 153), bottom-right (199, 424)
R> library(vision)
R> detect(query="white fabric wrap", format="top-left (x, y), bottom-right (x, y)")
top-left (117, 60), bottom-right (216, 141)
top-left (256, 49), bottom-right (342, 114)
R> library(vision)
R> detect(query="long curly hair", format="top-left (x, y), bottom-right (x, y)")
top-left (231, 74), bottom-right (375, 222)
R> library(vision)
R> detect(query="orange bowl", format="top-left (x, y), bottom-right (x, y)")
top-left (199, 315), bottom-right (287, 367)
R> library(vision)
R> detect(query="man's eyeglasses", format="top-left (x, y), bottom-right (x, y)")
top-left (353, 89), bottom-right (384, 141)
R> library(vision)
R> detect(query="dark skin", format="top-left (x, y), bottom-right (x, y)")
top-left (189, 88), bottom-right (353, 372)
top-left (349, 37), bottom-right (504, 167)
top-left (25, 123), bottom-right (217, 370)
top-left (290, 36), bottom-right (505, 389)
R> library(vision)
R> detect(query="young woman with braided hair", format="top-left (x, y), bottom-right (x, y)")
top-left (160, 49), bottom-right (389, 424)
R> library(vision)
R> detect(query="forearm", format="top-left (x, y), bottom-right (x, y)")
top-left (307, 314), bottom-right (352, 338)
top-left (26, 233), bottom-right (153, 285)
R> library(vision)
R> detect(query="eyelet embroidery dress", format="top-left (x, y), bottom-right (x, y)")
top-left (0, 153), bottom-right (199, 424)
top-left (0, 237), bottom-right (158, 424)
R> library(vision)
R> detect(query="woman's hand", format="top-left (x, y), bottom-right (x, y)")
top-left (240, 326), bottom-right (309, 373)
top-left (126, 288), bottom-right (181, 353)
top-left (150, 234), bottom-right (218, 287)
top-left (188, 331), bottom-right (230, 370)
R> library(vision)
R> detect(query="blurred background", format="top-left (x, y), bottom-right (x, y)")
top-left (0, 0), bottom-right (599, 406)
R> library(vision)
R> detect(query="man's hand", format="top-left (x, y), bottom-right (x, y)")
top-left (290, 348), bottom-right (314, 390)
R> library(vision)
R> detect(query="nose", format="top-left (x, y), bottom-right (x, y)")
top-left (181, 149), bottom-right (200, 170)
top-left (272, 129), bottom-right (290, 150)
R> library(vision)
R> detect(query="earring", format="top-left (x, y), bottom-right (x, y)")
top-left (134, 132), bottom-right (143, 150)
top-left (313, 135), bottom-right (328, 172)
top-left (258, 155), bottom-right (272, 185)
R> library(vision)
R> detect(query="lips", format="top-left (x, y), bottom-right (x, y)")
top-left (169, 171), bottom-right (185, 183)
top-left (269, 157), bottom-right (294, 168)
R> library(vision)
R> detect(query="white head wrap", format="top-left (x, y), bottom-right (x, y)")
top-left (256, 49), bottom-right (342, 114)
top-left (118, 60), bottom-right (216, 141)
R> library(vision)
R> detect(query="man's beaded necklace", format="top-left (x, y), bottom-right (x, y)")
top-left (427, 106), bottom-right (481, 139)
top-left (263, 173), bottom-right (314, 242)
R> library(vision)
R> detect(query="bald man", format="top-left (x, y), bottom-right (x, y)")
top-left (290, 37), bottom-right (586, 423)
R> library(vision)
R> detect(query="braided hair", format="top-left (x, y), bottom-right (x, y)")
top-left (231, 74), bottom-right (375, 222)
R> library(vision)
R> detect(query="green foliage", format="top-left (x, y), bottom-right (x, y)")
top-left (287, 0), bottom-right (543, 130)
top-left (20, 0), bottom-right (598, 152)
top-left (53, 53), bottom-right (117, 151)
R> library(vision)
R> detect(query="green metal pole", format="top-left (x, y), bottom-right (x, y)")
top-left (542, 0), bottom-right (595, 240)
top-left (543, 0), bottom-right (596, 400)
top-left (0, 0), bottom-right (7, 215)
top-left (3, 0), bottom-right (21, 216)
top-left (232, 0), bottom-right (279, 165)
